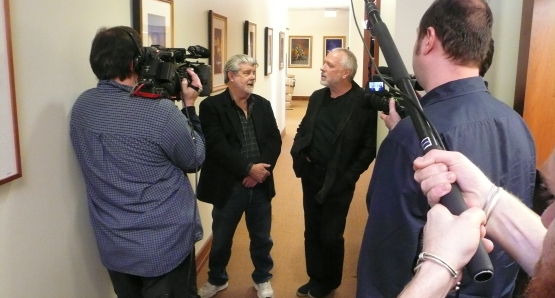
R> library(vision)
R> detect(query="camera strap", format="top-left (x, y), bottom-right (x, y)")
top-left (130, 82), bottom-right (162, 99)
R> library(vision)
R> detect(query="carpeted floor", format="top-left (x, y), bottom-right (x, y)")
top-left (196, 100), bottom-right (374, 298)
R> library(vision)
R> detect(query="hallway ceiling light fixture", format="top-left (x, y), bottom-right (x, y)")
top-left (324, 8), bottom-right (337, 17)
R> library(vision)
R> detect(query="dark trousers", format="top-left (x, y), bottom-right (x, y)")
top-left (207, 184), bottom-right (273, 285)
top-left (301, 163), bottom-right (354, 289)
top-left (108, 250), bottom-right (199, 298)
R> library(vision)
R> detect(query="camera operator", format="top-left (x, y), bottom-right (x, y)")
top-left (70, 26), bottom-right (205, 298)
top-left (380, 38), bottom-right (494, 132)
top-left (357, 1), bottom-right (536, 297)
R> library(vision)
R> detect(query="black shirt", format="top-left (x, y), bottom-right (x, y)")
top-left (307, 87), bottom-right (351, 166)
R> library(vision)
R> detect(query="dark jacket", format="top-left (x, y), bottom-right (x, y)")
top-left (291, 82), bottom-right (377, 202)
top-left (197, 89), bottom-right (282, 208)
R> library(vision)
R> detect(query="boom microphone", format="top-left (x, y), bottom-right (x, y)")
top-left (365, 0), bottom-right (494, 283)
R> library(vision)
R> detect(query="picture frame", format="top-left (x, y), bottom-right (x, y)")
top-left (323, 36), bottom-right (346, 58)
top-left (279, 31), bottom-right (285, 70)
top-left (0, 0), bottom-right (22, 185)
top-left (209, 11), bottom-right (227, 92)
top-left (289, 36), bottom-right (312, 68)
top-left (244, 21), bottom-right (256, 60)
top-left (132, 0), bottom-right (174, 47)
top-left (264, 27), bottom-right (273, 76)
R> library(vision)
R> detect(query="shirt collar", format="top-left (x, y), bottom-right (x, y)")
top-left (229, 91), bottom-right (256, 108)
top-left (420, 76), bottom-right (488, 107)
top-left (98, 80), bottom-right (134, 93)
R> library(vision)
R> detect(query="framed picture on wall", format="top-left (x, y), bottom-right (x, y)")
top-left (289, 36), bottom-right (312, 68)
top-left (323, 36), bottom-right (345, 57)
top-left (279, 31), bottom-right (285, 70)
top-left (209, 11), bottom-right (228, 92)
top-left (244, 21), bottom-right (257, 59)
top-left (0, 0), bottom-right (22, 185)
top-left (132, 0), bottom-right (174, 47)
top-left (264, 27), bottom-right (273, 76)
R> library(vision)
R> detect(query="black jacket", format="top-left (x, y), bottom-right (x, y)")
top-left (197, 89), bottom-right (282, 208)
top-left (291, 82), bottom-right (377, 202)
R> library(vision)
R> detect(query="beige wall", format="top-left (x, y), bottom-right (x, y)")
top-left (286, 9), bottom-right (351, 97)
top-left (0, 0), bottom-right (286, 297)
top-left (285, 3), bottom-right (367, 97)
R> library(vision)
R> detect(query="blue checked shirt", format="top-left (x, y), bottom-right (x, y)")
top-left (70, 80), bottom-right (205, 277)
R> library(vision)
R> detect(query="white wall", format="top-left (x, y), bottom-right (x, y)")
top-left (485, 0), bottom-right (523, 108)
top-left (0, 0), bottom-right (286, 297)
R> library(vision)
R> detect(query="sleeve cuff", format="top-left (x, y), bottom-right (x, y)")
top-left (245, 162), bottom-right (254, 176)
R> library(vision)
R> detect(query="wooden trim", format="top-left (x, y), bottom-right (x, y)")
top-left (195, 236), bottom-right (212, 273)
top-left (522, 0), bottom-right (555, 167)
top-left (0, 0), bottom-right (22, 185)
top-left (513, 0), bottom-right (534, 115)
top-left (363, 0), bottom-right (380, 85)
top-left (292, 96), bottom-right (309, 101)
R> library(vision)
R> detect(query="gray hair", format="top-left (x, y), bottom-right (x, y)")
top-left (224, 54), bottom-right (259, 83)
top-left (330, 48), bottom-right (358, 80)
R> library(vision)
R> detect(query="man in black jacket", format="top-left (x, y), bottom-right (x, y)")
top-left (197, 54), bottom-right (282, 298)
top-left (290, 48), bottom-right (377, 298)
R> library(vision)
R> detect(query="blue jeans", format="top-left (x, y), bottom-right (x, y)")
top-left (207, 184), bottom-right (273, 285)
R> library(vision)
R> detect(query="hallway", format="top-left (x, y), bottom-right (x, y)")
top-left (196, 100), bottom-right (374, 297)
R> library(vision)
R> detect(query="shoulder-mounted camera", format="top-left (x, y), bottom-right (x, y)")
top-left (133, 45), bottom-right (212, 100)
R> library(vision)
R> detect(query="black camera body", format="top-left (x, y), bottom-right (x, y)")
top-left (366, 74), bottom-right (407, 118)
top-left (139, 45), bottom-right (212, 99)
top-left (366, 92), bottom-right (407, 118)
top-left (365, 67), bottom-right (424, 118)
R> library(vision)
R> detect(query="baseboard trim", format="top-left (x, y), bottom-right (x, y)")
top-left (280, 127), bottom-right (286, 139)
top-left (195, 235), bottom-right (213, 273)
top-left (292, 96), bottom-right (309, 101)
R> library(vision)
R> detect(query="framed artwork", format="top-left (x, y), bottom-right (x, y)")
top-left (0, 0), bottom-right (22, 185)
top-left (209, 11), bottom-right (227, 92)
top-left (243, 21), bottom-right (256, 60)
top-left (289, 36), bottom-right (312, 68)
top-left (279, 31), bottom-right (285, 70)
top-left (132, 0), bottom-right (174, 47)
top-left (323, 36), bottom-right (346, 57)
top-left (264, 27), bottom-right (273, 76)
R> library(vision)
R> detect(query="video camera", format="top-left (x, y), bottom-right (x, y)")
top-left (365, 66), bottom-right (423, 118)
top-left (136, 45), bottom-right (212, 100)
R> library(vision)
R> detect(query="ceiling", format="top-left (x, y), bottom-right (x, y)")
top-left (284, 0), bottom-right (351, 10)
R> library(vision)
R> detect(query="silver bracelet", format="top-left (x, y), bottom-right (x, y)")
top-left (484, 186), bottom-right (502, 221)
top-left (414, 252), bottom-right (458, 278)
top-left (483, 183), bottom-right (497, 209)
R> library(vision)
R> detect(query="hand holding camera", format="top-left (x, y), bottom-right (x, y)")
top-left (181, 68), bottom-right (203, 107)
top-left (379, 98), bottom-right (402, 130)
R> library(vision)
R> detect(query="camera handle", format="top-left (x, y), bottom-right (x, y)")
top-left (365, 1), bottom-right (494, 283)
